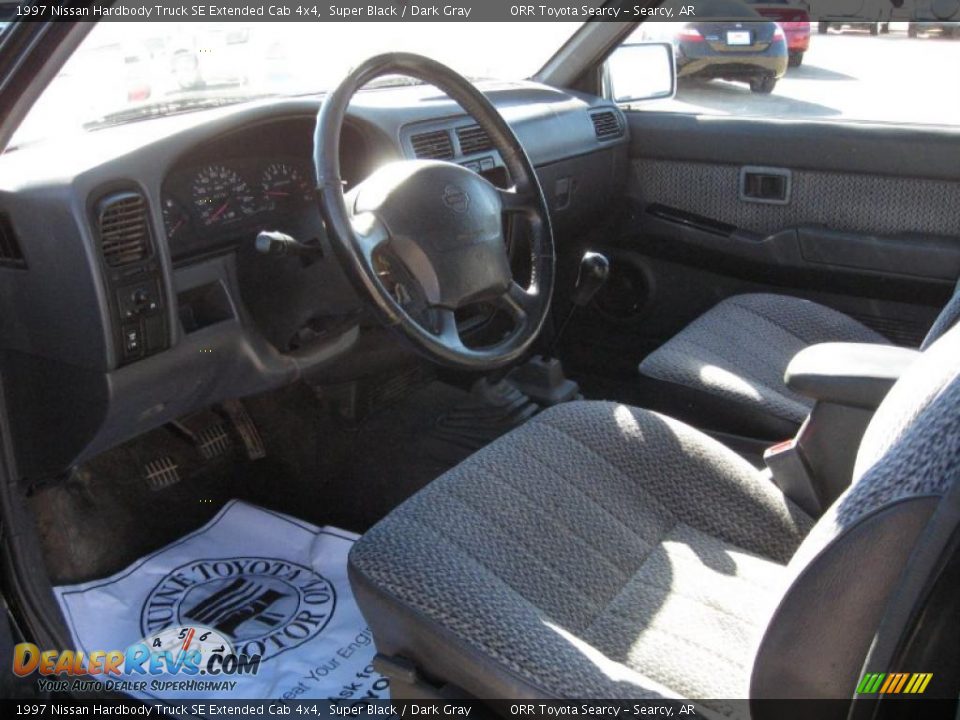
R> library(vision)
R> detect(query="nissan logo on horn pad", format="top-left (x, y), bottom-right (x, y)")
top-left (442, 184), bottom-right (470, 213)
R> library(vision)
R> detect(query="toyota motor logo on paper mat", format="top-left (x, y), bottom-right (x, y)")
top-left (141, 557), bottom-right (337, 662)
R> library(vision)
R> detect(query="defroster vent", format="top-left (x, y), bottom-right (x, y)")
top-left (590, 110), bottom-right (624, 141)
top-left (97, 191), bottom-right (151, 267)
top-left (410, 130), bottom-right (454, 160)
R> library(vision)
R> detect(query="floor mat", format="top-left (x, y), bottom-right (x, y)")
top-left (54, 500), bottom-right (388, 702)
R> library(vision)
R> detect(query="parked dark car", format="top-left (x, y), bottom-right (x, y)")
top-left (671, 0), bottom-right (789, 94)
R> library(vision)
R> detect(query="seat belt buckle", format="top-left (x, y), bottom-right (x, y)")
top-left (764, 439), bottom-right (822, 517)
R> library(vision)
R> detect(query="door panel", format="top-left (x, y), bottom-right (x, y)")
top-left (634, 157), bottom-right (960, 239)
top-left (628, 113), bottom-right (960, 179)
top-left (570, 112), bottom-right (960, 379)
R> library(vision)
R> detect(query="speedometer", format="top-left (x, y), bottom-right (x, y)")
top-left (191, 165), bottom-right (257, 227)
top-left (261, 162), bottom-right (312, 209)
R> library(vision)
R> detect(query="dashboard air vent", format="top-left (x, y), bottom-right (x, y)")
top-left (456, 125), bottom-right (493, 155)
top-left (0, 212), bottom-right (26, 269)
top-left (97, 191), bottom-right (151, 267)
top-left (410, 130), bottom-right (454, 160)
top-left (591, 110), bottom-right (624, 140)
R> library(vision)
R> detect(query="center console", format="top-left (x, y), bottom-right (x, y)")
top-left (765, 342), bottom-right (921, 516)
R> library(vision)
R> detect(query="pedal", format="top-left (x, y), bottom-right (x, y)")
top-left (195, 424), bottom-right (231, 461)
top-left (221, 399), bottom-right (266, 460)
top-left (144, 457), bottom-right (180, 491)
top-left (169, 410), bottom-right (233, 461)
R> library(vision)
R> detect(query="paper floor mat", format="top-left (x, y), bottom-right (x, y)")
top-left (54, 500), bottom-right (389, 702)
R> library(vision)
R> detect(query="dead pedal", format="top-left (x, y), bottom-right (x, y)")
top-left (221, 399), bottom-right (266, 460)
top-left (144, 457), bottom-right (180, 491)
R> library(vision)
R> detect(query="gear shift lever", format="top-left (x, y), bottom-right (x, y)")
top-left (570, 251), bottom-right (611, 309)
top-left (550, 251), bottom-right (610, 355)
top-left (506, 251), bottom-right (610, 407)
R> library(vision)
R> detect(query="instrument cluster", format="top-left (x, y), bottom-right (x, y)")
top-left (161, 157), bottom-right (316, 259)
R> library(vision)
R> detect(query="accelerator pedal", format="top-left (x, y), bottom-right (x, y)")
top-left (144, 457), bottom-right (180, 491)
top-left (221, 399), bottom-right (266, 460)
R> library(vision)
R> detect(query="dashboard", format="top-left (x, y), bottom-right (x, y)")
top-left (0, 80), bottom-right (629, 477)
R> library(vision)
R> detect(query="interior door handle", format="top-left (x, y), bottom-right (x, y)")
top-left (740, 166), bottom-right (792, 205)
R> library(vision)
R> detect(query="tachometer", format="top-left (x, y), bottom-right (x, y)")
top-left (191, 164), bottom-right (257, 227)
top-left (261, 162), bottom-right (312, 209)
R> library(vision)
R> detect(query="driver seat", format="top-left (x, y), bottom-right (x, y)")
top-left (348, 323), bottom-right (960, 709)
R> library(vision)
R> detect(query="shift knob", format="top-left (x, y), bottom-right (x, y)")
top-left (571, 251), bottom-right (610, 307)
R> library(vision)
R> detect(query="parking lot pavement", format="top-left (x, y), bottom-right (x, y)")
top-left (646, 30), bottom-right (960, 125)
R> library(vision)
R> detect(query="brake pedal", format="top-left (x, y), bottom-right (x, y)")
top-left (144, 457), bottom-right (180, 491)
top-left (169, 411), bottom-right (233, 461)
top-left (221, 399), bottom-right (266, 460)
top-left (196, 423), bottom-right (231, 461)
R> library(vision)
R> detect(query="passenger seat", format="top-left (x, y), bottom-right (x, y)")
top-left (637, 283), bottom-right (960, 439)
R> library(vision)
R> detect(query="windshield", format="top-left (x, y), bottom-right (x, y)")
top-left (9, 20), bottom-right (579, 148)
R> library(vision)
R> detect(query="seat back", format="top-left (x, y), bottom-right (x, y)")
top-left (921, 277), bottom-right (960, 350)
top-left (751, 322), bottom-right (960, 701)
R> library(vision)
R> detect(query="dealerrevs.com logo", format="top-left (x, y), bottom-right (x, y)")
top-left (12, 625), bottom-right (261, 693)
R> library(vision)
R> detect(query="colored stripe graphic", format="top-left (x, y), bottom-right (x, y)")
top-left (860, 673), bottom-right (885, 694)
top-left (879, 674), bottom-right (897, 694)
top-left (906, 673), bottom-right (933, 694)
top-left (857, 672), bottom-right (932, 695)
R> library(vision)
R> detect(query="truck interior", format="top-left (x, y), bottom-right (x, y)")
top-left (0, 5), bottom-right (958, 713)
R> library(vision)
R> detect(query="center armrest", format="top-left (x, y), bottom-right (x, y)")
top-left (785, 342), bottom-right (921, 410)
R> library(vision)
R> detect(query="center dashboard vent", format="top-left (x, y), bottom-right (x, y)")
top-left (96, 191), bottom-right (151, 267)
top-left (590, 110), bottom-right (625, 141)
top-left (456, 125), bottom-right (493, 155)
top-left (410, 130), bottom-right (454, 160)
top-left (0, 212), bottom-right (26, 269)
top-left (410, 130), bottom-right (453, 160)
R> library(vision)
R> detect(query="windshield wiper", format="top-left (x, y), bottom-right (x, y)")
top-left (83, 94), bottom-right (276, 130)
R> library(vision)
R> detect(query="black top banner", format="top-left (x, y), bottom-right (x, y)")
top-left (6, 0), bottom-right (937, 23)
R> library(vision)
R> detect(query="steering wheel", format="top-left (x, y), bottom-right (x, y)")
top-left (314, 53), bottom-right (555, 371)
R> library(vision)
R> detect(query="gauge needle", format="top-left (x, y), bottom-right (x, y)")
top-left (170, 219), bottom-right (185, 236)
top-left (181, 628), bottom-right (195, 653)
top-left (209, 201), bottom-right (230, 221)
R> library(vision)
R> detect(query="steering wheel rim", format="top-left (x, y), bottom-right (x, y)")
top-left (314, 52), bottom-right (555, 371)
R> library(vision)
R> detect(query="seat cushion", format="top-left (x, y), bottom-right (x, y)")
top-left (638, 294), bottom-right (890, 439)
top-left (348, 401), bottom-right (813, 706)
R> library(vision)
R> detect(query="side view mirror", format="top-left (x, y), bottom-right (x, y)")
top-left (606, 42), bottom-right (677, 104)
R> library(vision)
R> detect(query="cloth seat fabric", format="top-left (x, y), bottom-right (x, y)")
top-left (636, 293), bottom-right (890, 438)
top-left (348, 324), bottom-right (960, 711)
top-left (349, 401), bottom-right (813, 708)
